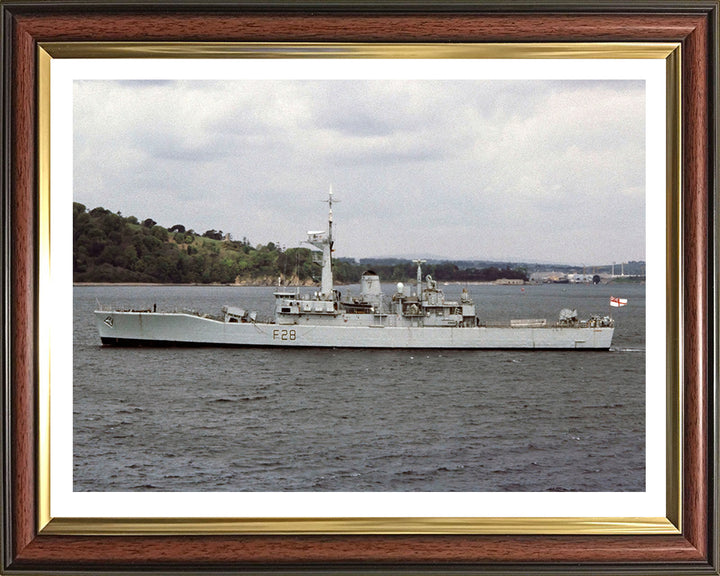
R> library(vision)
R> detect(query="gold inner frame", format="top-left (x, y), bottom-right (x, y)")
top-left (36, 41), bottom-right (682, 536)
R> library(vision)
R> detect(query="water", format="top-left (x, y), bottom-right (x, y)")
top-left (74, 282), bottom-right (645, 492)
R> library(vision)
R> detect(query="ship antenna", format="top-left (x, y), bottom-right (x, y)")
top-left (326, 185), bottom-right (339, 246)
top-left (324, 185), bottom-right (341, 256)
top-left (328, 185), bottom-right (333, 245)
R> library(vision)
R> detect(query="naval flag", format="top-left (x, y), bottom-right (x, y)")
top-left (610, 296), bottom-right (628, 307)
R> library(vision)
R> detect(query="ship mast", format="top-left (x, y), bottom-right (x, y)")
top-left (327, 185), bottom-right (334, 251)
top-left (305, 187), bottom-right (338, 299)
top-left (413, 259), bottom-right (426, 299)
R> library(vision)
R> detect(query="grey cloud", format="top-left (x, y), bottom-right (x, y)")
top-left (74, 78), bottom-right (646, 264)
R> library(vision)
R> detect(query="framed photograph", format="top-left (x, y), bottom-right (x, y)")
top-left (2, 1), bottom-right (717, 574)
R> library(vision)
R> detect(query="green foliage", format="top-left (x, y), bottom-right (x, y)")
top-left (203, 229), bottom-right (223, 240)
top-left (73, 202), bottom-right (530, 285)
top-left (151, 225), bottom-right (169, 242)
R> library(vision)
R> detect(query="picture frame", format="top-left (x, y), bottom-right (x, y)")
top-left (2, 1), bottom-right (717, 574)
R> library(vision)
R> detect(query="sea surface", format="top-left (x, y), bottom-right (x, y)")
top-left (74, 282), bottom-right (645, 492)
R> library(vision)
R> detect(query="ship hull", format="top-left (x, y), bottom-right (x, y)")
top-left (96, 311), bottom-right (614, 350)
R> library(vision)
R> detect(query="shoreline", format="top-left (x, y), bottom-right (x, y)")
top-left (74, 281), bottom-right (308, 287)
top-left (73, 281), bottom-right (508, 287)
top-left (74, 279), bottom-right (641, 288)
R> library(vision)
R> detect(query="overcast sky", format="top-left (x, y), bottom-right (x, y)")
top-left (74, 79), bottom-right (645, 265)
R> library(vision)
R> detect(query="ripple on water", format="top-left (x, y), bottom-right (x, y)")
top-left (74, 283), bottom-right (646, 492)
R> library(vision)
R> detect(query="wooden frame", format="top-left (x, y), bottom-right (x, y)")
top-left (2, 1), bottom-right (717, 573)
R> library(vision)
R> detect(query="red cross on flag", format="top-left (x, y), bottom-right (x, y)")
top-left (610, 296), bottom-right (628, 307)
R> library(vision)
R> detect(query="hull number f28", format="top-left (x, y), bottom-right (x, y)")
top-left (272, 329), bottom-right (297, 341)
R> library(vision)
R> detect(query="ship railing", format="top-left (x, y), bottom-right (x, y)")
top-left (510, 318), bottom-right (548, 328)
top-left (480, 320), bottom-right (512, 327)
top-left (96, 305), bottom-right (153, 313)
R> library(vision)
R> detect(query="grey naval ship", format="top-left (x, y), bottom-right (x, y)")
top-left (95, 191), bottom-right (615, 349)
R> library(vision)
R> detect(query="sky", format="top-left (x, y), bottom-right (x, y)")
top-left (73, 79), bottom-right (645, 265)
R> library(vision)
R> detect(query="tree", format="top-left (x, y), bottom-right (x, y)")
top-left (142, 218), bottom-right (157, 228)
top-left (151, 225), bottom-right (169, 242)
top-left (90, 206), bottom-right (110, 217)
top-left (203, 229), bottom-right (223, 241)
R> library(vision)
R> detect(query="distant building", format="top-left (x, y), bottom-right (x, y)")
top-left (529, 272), bottom-right (568, 283)
top-left (568, 273), bottom-right (594, 283)
top-left (494, 278), bottom-right (525, 285)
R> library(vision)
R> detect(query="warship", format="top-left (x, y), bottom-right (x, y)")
top-left (95, 191), bottom-right (615, 349)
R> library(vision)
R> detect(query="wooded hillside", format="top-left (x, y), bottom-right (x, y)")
top-left (73, 203), bottom-right (528, 285)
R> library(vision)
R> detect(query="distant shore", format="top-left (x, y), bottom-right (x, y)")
top-left (74, 281), bottom-right (338, 287)
top-left (74, 281), bottom-right (305, 287)
top-left (74, 280), bottom-right (501, 287)
top-left (74, 278), bottom-right (642, 288)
